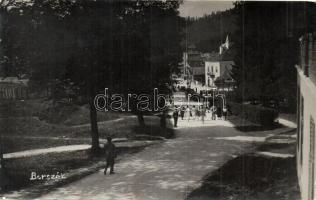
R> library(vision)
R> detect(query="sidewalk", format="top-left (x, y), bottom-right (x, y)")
top-left (3, 138), bottom-right (162, 159)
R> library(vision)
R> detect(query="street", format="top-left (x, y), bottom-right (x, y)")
top-left (8, 119), bottom-right (289, 200)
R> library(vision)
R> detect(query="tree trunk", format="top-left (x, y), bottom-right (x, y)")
top-left (160, 114), bottom-right (166, 129)
top-left (137, 113), bottom-right (145, 127)
top-left (89, 97), bottom-right (100, 154)
top-left (88, 60), bottom-right (100, 154)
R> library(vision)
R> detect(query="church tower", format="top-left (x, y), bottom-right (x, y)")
top-left (219, 35), bottom-right (230, 54)
top-left (225, 35), bottom-right (229, 49)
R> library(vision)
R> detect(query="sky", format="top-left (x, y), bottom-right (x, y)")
top-left (178, 1), bottom-right (235, 18)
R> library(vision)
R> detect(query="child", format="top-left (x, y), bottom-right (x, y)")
top-left (104, 137), bottom-right (117, 175)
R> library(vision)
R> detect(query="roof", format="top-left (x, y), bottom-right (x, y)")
top-left (204, 52), bottom-right (221, 62)
top-left (204, 49), bottom-right (235, 62)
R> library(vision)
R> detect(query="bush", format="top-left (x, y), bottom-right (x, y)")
top-left (227, 102), bottom-right (279, 126)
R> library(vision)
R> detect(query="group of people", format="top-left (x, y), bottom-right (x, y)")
top-left (172, 105), bottom-right (228, 127)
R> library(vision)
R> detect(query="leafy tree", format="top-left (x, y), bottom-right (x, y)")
top-left (183, 9), bottom-right (236, 52)
top-left (231, 1), bottom-right (316, 111)
top-left (0, 0), bottom-right (183, 153)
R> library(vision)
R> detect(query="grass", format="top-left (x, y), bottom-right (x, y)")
top-left (0, 99), bottom-right (122, 125)
top-left (0, 115), bottom-right (170, 153)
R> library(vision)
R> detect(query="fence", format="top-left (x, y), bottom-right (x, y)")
top-left (0, 83), bottom-right (29, 100)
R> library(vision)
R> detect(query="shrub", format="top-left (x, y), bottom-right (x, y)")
top-left (227, 102), bottom-right (279, 126)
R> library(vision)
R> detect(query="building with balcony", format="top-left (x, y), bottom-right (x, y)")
top-left (296, 32), bottom-right (316, 200)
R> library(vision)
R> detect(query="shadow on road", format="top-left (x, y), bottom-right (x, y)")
top-left (186, 146), bottom-right (300, 200)
top-left (234, 123), bottom-right (284, 132)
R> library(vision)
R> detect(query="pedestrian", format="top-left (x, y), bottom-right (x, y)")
top-left (173, 107), bottom-right (179, 127)
top-left (217, 107), bottom-right (222, 120)
top-left (186, 106), bottom-right (191, 121)
top-left (223, 107), bottom-right (227, 120)
top-left (201, 106), bottom-right (206, 123)
top-left (192, 106), bottom-right (197, 120)
top-left (196, 106), bottom-right (201, 120)
top-left (180, 106), bottom-right (185, 120)
top-left (211, 106), bottom-right (217, 120)
top-left (104, 137), bottom-right (117, 175)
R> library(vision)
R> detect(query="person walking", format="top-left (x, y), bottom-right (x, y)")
top-left (223, 107), bottom-right (227, 120)
top-left (104, 137), bottom-right (117, 175)
top-left (173, 107), bottom-right (179, 127)
top-left (186, 106), bottom-right (191, 121)
top-left (180, 106), bottom-right (185, 120)
top-left (192, 106), bottom-right (197, 120)
top-left (211, 106), bottom-right (217, 120)
top-left (201, 106), bottom-right (206, 124)
top-left (217, 106), bottom-right (222, 120)
top-left (196, 106), bottom-right (201, 120)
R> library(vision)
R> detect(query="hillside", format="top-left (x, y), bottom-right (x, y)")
top-left (183, 9), bottom-right (237, 53)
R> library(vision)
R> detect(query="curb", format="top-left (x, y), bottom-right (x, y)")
top-left (264, 128), bottom-right (297, 142)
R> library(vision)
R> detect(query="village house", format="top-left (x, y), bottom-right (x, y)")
top-left (204, 36), bottom-right (234, 89)
top-left (296, 32), bottom-right (316, 200)
top-left (181, 36), bottom-right (235, 91)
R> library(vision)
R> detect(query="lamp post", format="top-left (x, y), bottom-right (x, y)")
top-left (207, 73), bottom-right (216, 108)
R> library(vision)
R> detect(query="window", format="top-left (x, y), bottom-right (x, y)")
top-left (211, 66), bottom-right (213, 73)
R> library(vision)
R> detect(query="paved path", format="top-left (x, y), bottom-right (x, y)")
top-left (3, 139), bottom-right (160, 159)
top-left (4, 119), bottom-right (286, 200)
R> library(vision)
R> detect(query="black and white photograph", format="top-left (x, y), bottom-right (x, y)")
top-left (0, 0), bottom-right (315, 199)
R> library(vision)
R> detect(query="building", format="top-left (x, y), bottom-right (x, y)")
top-left (204, 55), bottom-right (234, 87)
top-left (0, 77), bottom-right (29, 99)
top-left (204, 36), bottom-right (235, 88)
top-left (181, 44), bottom-right (206, 83)
top-left (296, 32), bottom-right (316, 200)
top-left (181, 36), bottom-right (235, 90)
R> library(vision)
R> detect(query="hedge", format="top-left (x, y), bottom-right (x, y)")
top-left (227, 102), bottom-right (279, 127)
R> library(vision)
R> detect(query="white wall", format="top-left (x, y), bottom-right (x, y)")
top-left (297, 66), bottom-right (316, 200)
top-left (205, 61), bottom-right (220, 86)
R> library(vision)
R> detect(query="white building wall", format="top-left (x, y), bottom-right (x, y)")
top-left (205, 61), bottom-right (220, 86)
top-left (297, 66), bottom-right (316, 200)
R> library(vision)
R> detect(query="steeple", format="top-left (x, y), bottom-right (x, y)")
top-left (225, 35), bottom-right (229, 49)
top-left (219, 35), bottom-right (230, 54)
